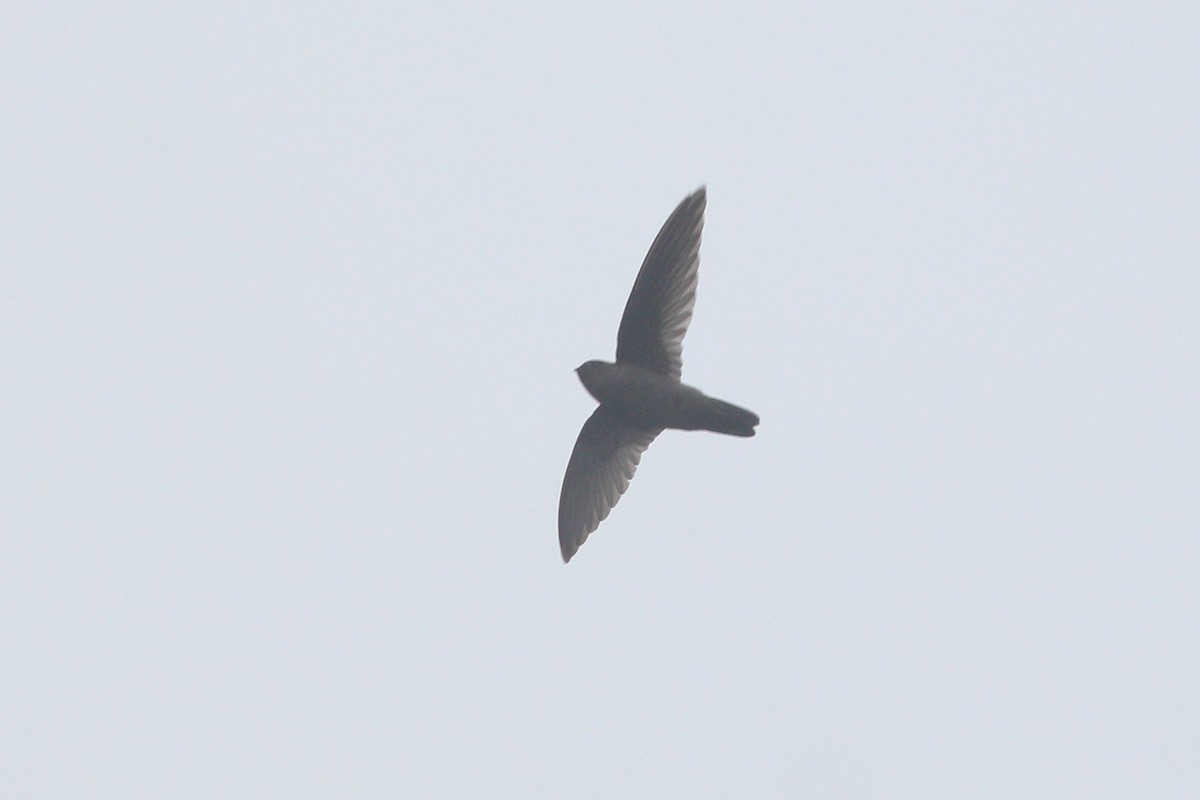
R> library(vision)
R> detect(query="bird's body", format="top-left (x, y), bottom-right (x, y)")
top-left (576, 360), bottom-right (758, 437)
top-left (558, 187), bottom-right (758, 562)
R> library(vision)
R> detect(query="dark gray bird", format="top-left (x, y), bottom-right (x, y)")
top-left (558, 187), bottom-right (759, 562)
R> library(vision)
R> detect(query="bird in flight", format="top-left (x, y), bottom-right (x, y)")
top-left (558, 187), bottom-right (759, 562)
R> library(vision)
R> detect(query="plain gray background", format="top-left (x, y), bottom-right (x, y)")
top-left (3, 3), bottom-right (1197, 797)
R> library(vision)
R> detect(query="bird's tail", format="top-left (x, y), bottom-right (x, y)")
top-left (701, 396), bottom-right (759, 437)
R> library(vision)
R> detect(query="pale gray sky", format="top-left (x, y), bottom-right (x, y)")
top-left (3, 3), bottom-right (1198, 797)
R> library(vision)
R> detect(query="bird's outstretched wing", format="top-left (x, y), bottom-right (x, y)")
top-left (558, 406), bottom-right (660, 562)
top-left (615, 187), bottom-right (705, 381)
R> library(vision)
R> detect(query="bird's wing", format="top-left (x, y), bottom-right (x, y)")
top-left (615, 187), bottom-right (706, 381)
top-left (558, 405), bottom-right (660, 562)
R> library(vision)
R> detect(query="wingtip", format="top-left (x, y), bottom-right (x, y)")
top-left (559, 531), bottom-right (579, 563)
top-left (675, 185), bottom-right (706, 224)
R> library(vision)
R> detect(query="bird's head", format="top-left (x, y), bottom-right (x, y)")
top-left (575, 360), bottom-right (616, 401)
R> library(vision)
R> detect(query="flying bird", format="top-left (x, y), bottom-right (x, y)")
top-left (558, 187), bottom-right (759, 562)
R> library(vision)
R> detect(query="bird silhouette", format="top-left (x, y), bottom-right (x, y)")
top-left (558, 187), bottom-right (759, 562)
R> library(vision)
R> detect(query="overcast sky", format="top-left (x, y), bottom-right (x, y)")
top-left (3, 4), bottom-right (1197, 797)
